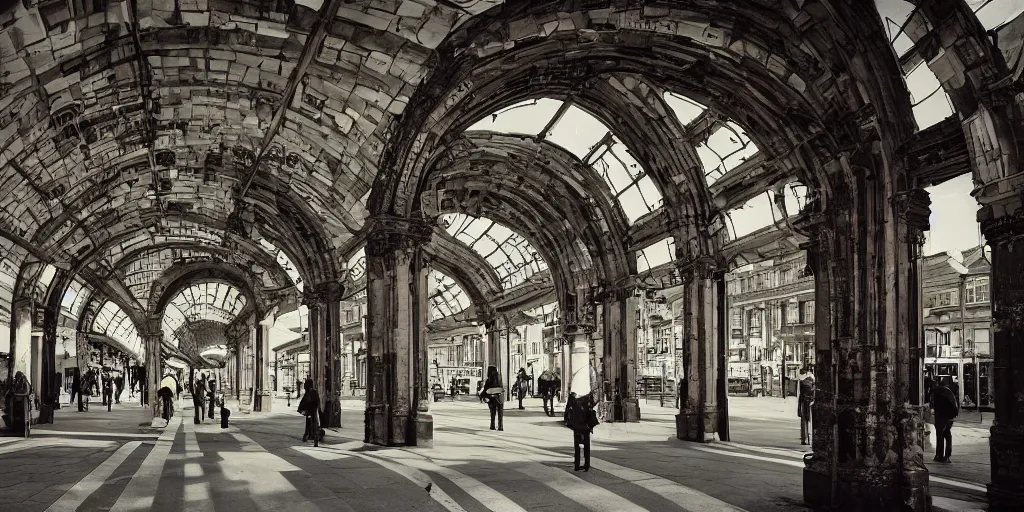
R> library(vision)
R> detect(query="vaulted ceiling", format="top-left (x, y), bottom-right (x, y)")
top-left (0, 0), bottom-right (1013, 338)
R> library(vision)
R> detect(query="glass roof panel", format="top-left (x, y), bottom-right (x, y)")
top-left (441, 213), bottom-right (548, 289)
top-left (663, 92), bottom-right (707, 126)
top-left (698, 123), bottom-right (759, 186)
top-left (874, 0), bottom-right (963, 130)
top-left (522, 301), bottom-right (559, 324)
top-left (428, 270), bottom-right (471, 322)
top-left (91, 301), bottom-right (145, 359)
top-left (637, 237), bottom-right (676, 274)
top-left (259, 239), bottom-right (303, 291)
top-left (469, 99), bottom-right (663, 225)
top-left (347, 249), bottom-right (366, 281)
top-left (162, 282), bottom-right (247, 347)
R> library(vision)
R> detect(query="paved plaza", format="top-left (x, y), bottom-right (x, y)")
top-left (0, 395), bottom-right (989, 512)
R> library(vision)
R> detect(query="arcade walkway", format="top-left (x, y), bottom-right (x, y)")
top-left (0, 398), bottom-right (987, 512)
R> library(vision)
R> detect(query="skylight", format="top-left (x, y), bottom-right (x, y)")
top-left (162, 282), bottom-right (247, 343)
top-left (92, 301), bottom-right (145, 360)
top-left (637, 237), bottom-right (677, 274)
top-left (470, 99), bottom-right (663, 224)
top-left (441, 213), bottom-right (547, 289)
top-left (428, 270), bottom-right (471, 322)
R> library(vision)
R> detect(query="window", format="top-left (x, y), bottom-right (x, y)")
top-left (800, 301), bottom-right (815, 324)
top-left (747, 309), bottom-right (762, 328)
top-left (965, 277), bottom-right (989, 304)
top-left (973, 328), bottom-right (991, 357)
top-left (786, 303), bottom-right (800, 325)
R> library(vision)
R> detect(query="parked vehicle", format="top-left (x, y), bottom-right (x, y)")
top-left (728, 377), bottom-right (764, 397)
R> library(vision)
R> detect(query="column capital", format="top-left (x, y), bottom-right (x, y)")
top-left (365, 215), bottom-right (434, 257)
top-left (302, 281), bottom-right (344, 305)
top-left (675, 255), bottom-right (720, 283)
top-left (978, 188), bottom-right (1024, 245)
top-left (891, 188), bottom-right (931, 238)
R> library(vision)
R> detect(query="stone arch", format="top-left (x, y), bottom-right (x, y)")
top-left (419, 134), bottom-right (633, 310)
top-left (147, 263), bottom-right (268, 321)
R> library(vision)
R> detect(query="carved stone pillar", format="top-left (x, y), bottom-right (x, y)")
top-left (143, 329), bottom-right (163, 423)
top-left (800, 156), bottom-right (930, 511)
top-left (676, 257), bottom-right (722, 443)
top-left (484, 320), bottom-right (503, 386)
top-left (981, 190), bottom-right (1024, 510)
top-left (38, 304), bottom-right (58, 423)
top-left (364, 216), bottom-right (433, 447)
top-left (602, 291), bottom-right (639, 421)
top-left (306, 282), bottom-right (344, 428)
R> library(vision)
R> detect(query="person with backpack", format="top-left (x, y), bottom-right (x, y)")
top-left (297, 379), bottom-right (323, 446)
top-left (564, 392), bottom-right (599, 471)
top-left (930, 377), bottom-right (959, 463)
top-left (797, 370), bottom-right (815, 445)
top-left (479, 366), bottom-right (504, 431)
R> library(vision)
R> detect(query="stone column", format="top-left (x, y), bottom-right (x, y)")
top-left (38, 305), bottom-right (58, 423)
top-left (143, 330), bottom-right (163, 423)
top-left (306, 301), bottom-right (324, 410)
top-left (800, 157), bottom-right (930, 511)
top-left (982, 190), bottom-right (1024, 510)
top-left (484, 321), bottom-right (502, 383)
top-left (676, 257), bottom-right (722, 442)
top-left (602, 292), bottom-right (639, 422)
top-left (566, 324), bottom-right (592, 396)
top-left (324, 284), bottom-right (344, 428)
top-left (305, 283), bottom-right (344, 427)
top-left (10, 299), bottom-right (32, 390)
top-left (364, 216), bottom-right (433, 446)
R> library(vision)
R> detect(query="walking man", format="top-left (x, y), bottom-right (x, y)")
top-left (930, 377), bottom-right (959, 463)
top-left (797, 370), bottom-right (815, 445)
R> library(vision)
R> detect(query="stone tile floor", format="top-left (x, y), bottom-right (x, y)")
top-left (0, 395), bottom-right (989, 511)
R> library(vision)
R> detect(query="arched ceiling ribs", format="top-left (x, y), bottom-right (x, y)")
top-left (430, 228), bottom-right (503, 309)
top-left (419, 133), bottom-right (632, 293)
top-left (90, 300), bottom-right (146, 361)
top-left (148, 262), bottom-right (267, 322)
top-left (106, 241), bottom-right (294, 291)
top-left (370, 1), bottom-right (859, 224)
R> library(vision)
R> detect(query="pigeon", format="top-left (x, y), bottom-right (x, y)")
top-left (425, 483), bottom-right (433, 493)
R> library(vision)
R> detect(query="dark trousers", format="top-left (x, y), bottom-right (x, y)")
top-left (935, 418), bottom-right (953, 460)
top-left (303, 411), bottom-right (321, 445)
top-left (488, 401), bottom-right (503, 430)
top-left (70, 389), bottom-right (79, 404)
top-left (115, 386), bottom-right (122, 404)
top-left (573, 430), bottom-right (591, 469)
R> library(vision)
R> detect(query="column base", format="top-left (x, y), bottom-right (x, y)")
top-left (803, 464), bottom-right (930, 511)
top-left (323, 393), bottom-right (341, 428)
top-left (989, 424), bottom-right (1024, 511)
top-left (365, 404), bottom-right (389, 446)
top-left (414, 413), bottom-right (433, 448)
top-left (676, 406), bottom-right (719, 442)
top-left (601, 399), bottom-right (641, 422)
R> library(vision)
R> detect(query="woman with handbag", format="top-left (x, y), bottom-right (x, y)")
top-left (479, 366), bottom-right (504, 431)
top-left (297, 379), bottom-right (322, 446)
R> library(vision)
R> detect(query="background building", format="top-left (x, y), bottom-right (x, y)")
top-left (922, 246), bottom-right (993, 411)
top-left (725, 251), bottom-right (815, 397)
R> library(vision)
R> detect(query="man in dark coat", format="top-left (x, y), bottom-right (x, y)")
top-left (564, 392), bottom-right (598, 471)
top-left (931, 377), bottom-right (959, 463)
top-left (797, 372), bottom-right (815, 445)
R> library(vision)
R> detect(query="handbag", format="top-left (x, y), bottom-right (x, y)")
top-left (586, 408), bottom-right (600, 430)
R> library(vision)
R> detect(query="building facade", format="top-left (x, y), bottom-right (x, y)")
top-left (921, 246), bottom-right (993, 411)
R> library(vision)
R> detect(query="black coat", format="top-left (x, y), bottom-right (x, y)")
top-left (932, 385), bottom-right (959, 420)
